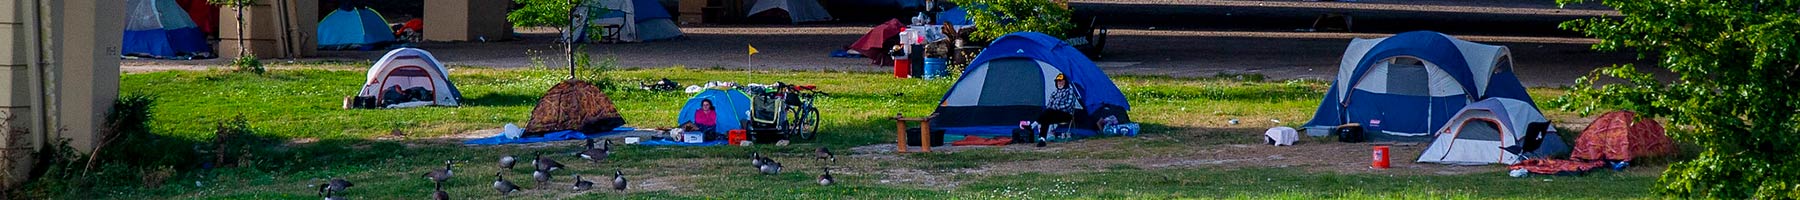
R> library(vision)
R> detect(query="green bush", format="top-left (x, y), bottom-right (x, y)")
top-left (951, 0), bottom-right (1075, 43)
top-left (1553, 0), bottom-right (1799, 198)
top-left (229, 55), bottom-right (263, 75)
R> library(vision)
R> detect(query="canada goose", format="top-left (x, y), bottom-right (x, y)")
top-left (759, 159), bottom-right (782, 175)
top-left (814, 147), bottom-right (835, 161)
top-left (579, 148), bottom-right (607, 163)
top-left (432, 181), bottom-right (450, 200)
top-left (493, 172), bottom-right (520, 195)
top-left (326, 178), bottom-right (353, 193)
top-left (423, 160), bottom-right (453, 183)
top-left (499, 155), bottom-right (517, 170)
top-left (611, 170), bottom-right (628, 191)
top-left (534, 169), bottom-right (552, 184)
top-left (818, 168), bottom-right (835, 186)
top-left (751, 152), bottom-right (766, 168)
top-left (572, 174), bottom-right (594, 191)
top-left (534, 153), bottom-right (565, 172)
top-left (584, 138), bottom-right (598, 149)
top-left (316, 183), bottom-right (341, 200)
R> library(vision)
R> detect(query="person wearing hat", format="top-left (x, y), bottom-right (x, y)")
top-left (1037, 73), bottom-right (1083, 144)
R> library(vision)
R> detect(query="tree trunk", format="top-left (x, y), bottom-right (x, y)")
top-left (235, 7), bottom-right (248, 58)
top-left (566, 0), bottom-right (579, 79)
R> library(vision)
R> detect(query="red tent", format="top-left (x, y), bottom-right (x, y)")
top-left (177, 0), bottom-right (219, 36)
top-left (1570, 111), bottom-right (1675, 161)
top-left (849, 19), bottom-right (904, 65)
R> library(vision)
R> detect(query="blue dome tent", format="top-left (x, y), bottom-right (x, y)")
top-left (678, 88), bottom-right (752, 132)
top-left (932, 32), bottom-right (1131, 137)
top-left (1302, 31), bottom-right (1535, 142)
top-left (317, 6), bottom-right (395, 50)
top-left (122, 0), bottom-right (212, 59)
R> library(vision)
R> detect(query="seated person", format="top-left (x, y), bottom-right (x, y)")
top-left (692, 99), bottom-right (718, 133)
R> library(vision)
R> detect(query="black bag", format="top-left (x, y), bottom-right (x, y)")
top-left (1337, 125), bottom-right (1365, 143)
top-left (1011, 126), bottom-right (1034, 144)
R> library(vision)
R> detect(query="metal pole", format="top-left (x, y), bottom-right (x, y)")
top-left (24, 0), bottom-right (48, 152)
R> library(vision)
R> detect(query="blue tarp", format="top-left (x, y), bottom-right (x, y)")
top-left (677, 89), bottom-right (751, 131)
top-left (317, 7), bottom-right (395, 48)
top-left (936, 7), bottom-right (971, 25)
top-left (636, 140), bottom-right (727, 147)
top-left (463, 127), bottom-right (636, 145)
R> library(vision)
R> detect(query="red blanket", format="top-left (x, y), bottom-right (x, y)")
top-left (951, 136), bottom-right (1012, 146)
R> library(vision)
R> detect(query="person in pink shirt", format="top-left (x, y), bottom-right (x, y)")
top-left (693, 99), bottom-right (718, 133)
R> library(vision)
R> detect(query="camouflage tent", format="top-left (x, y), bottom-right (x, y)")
top-left (525, 80), bottom-right (627, 135)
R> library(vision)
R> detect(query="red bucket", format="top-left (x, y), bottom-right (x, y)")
top-left (893, 58), bottom-right (911, 78)
top-left (727, 129), bottom-right (748, 146)
top-left (1372, 145), bottom-right (1391, 169)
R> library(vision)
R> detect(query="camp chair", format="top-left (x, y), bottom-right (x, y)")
top-left (1503, 122), bottom-right (1553, 160)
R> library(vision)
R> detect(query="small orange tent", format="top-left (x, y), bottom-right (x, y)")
top-left (1570, 111), bottom-right (1675, 161)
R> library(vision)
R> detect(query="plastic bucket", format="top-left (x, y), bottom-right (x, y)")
top-left (727, 129), bottom-right (748, 146)
top-left (923, 58), bottom-right (948, 79)
top-left (1372, 145), bottom-right (1391, 169)
top-left (893, 58), bottom-right (911, 78)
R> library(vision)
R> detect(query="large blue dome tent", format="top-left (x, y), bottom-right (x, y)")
top-left (931, 32), bottom-right (1131, 137)
top-left (1302, 31), bottom-right (1535, 142)
top-left (122, 0), bottom-right (213, 59)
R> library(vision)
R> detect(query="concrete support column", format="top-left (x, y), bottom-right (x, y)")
top-left (217, 0), bottom-right (317, 59)
top-left (424, 0), bottom-right (512, 42)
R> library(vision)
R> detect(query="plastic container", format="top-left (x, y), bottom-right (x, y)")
top-left (893, 58), bottom-right (912, 78)
top-left (727, 129), bottom-right (748, 146)
top-left (1372, 145), bottom-right (1391, 169)
top-left (624, 136), bottom-right (641, 144)
top-left (923, 58), bottom-right (948, 79)
top-left (683, 132), bottom-right (705, 143)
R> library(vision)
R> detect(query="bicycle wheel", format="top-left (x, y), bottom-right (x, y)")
top-left (797, 107), bottom-right (821, 140)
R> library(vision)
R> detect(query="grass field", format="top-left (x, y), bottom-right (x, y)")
top-left (29, 66), bottom-right (1659, 199)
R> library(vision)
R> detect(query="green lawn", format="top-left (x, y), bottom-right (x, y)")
top-left (36, 66), bottom-right (1657, 199)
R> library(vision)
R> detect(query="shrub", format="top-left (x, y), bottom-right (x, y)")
top-left (229, 55), bottom-right (264, 75)
top-left (951, 0), bottom-right (1075, 43)
top-left (1553, 0), bottom-right (1799, 198)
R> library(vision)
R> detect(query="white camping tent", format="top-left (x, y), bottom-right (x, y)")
top-left (578, 0), bottom-right (683, 42)
top-left (747, 0), bottom-right (833, 23)
top-left (347, 48), bottom-right (464, 108)
top-left (1416, 98), bottom-right (1570, 165)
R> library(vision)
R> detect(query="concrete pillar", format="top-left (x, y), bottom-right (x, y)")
top-left (217, 0), bottom-right (317, 59)
top-left (0, 0), bottom-right (123, 190)
top-left (424, 0), bottom-right (512, 42)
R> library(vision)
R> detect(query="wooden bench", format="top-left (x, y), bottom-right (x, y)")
top-left (891, 113), bottom-right (937, 153)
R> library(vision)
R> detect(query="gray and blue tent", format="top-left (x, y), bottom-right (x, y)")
top-left (317, 6), bottom-right (394, 50)
top-left (1302, 31), bottom-right (1536, 142)
top-left (932, 32), bottom-right (1130, 137)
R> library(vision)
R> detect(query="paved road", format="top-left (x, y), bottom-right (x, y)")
top-left (125, 0), bottom-right (1652, 87)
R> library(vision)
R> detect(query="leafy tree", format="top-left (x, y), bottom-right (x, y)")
top-left (1553, 0), bottom-right (1799, 198)
top-left (950, 0), bottom-right (1074, 43)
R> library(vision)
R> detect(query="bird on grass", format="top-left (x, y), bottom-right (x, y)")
top-left (572, 174), bottom-right (594, 191)
top-left (751, 152), bottom-right (768, 168)
top-left (814, 147), bottom-right (835, 162)
top-left (612, 170), bottom-right (628, 192)
top-left (818, 168), bottom-right (835, 186)
top-left (325, 178), bottom-right (354, 194)
top-left (533, 152), bottom-right (565, 172)
top-left (498, 155), bottom-right (517, 170)
top-left (318, 185), bottom-right (344, 200)
top-left (534, 169), bottom-right (553, 185)
top-left (579, 145), bottom-right (609, 163)
top-left (432, 181), bottom-right (450, 200)
top-left (492, 172), bottom-right (520, 195)
top-left (759, 158), bottom-right (783, 175)
top-left (423, 160), bottom-right (454, 183)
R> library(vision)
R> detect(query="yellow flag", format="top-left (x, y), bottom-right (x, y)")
top-left (748, 44), bottom-right (759, 55)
